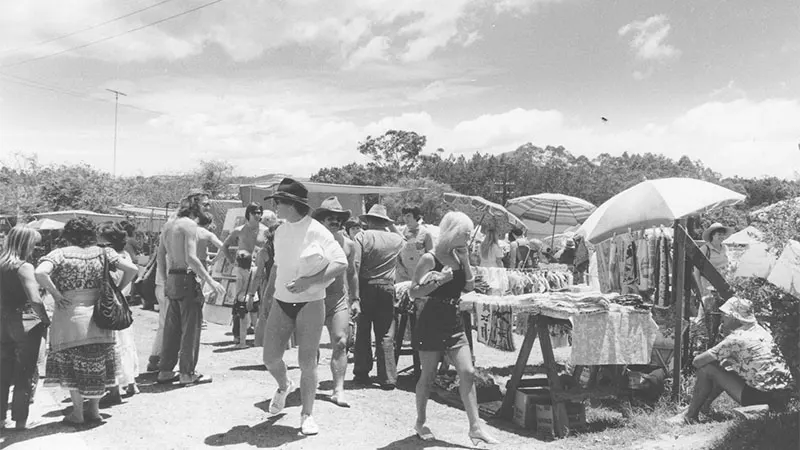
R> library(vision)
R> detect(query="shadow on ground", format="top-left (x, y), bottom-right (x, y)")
top-left (0, 416), bottom-right (107, 447)
top-left (706, 411), bottom-right (799, 450)
top-left (204, 415), bottom-right (308, 449)
top-left (375, 434), bottom-right (474, 450)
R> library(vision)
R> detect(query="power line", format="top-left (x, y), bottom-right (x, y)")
top-left (0, 73), bottom-right (164, 115)
top-left (1, 0), bottom-right (179, 56)
top-left (0, 0), bottom-right (227, 69)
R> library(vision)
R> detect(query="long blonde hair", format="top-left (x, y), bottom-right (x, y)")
top-left (0, 225), bottom-right (42, 270)
top-left (437, 212), bottom-right (474, 251)
top-left (479, 228), bottom-right (499, 259)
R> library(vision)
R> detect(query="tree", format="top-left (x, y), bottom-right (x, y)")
top-left (38, 163), bottom-right (118, 213)
top-left (195, 159), bottom-right (235, 199)
top-left (310, 162), bottom-right (383, 186)
top-left (357, 130), bottom-right (427, 182)
top-left (380, 177), bottom-right (455, 225)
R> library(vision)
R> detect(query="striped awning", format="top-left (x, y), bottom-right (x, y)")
top-left (506, 193), bottom-right (596, 225)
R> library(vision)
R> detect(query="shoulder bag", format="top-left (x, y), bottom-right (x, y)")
top-left (93, 250), bottom-right (134, 330)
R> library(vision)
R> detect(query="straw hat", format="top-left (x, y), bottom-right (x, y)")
top-left (702, 222), bottom-right (733, 242)
top-left (359, 204), bottom-right (392, 223)
top-left (719, 296), bottom-right (756, 324)
top-left (311, 196), bottom-right (351, 222)
top-left (263, 178), bottom-right (310, 207)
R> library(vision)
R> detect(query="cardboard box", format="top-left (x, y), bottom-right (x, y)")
top-left (512, 388), bottom-right (549, 429)
top-left (536, 402), bottom-right (586, 436)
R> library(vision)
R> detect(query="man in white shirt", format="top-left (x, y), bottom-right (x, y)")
top-left (260, 178), bottom-right (347, 436)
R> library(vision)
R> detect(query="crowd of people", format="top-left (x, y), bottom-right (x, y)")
top-left (0, 178), bottom-right (498, 444)
top-left (1, 179), bottom-right (793, 443)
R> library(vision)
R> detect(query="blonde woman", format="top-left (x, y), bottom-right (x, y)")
top-left (410, 212), bottom-right (499, 445)
top-left (478, 228), bottom-right (504, 268)
top-left (0, 225), bottom-right (49, 430)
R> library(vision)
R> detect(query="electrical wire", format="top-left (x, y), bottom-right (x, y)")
top-left (0, 0), bottom-right (227, 69)
top-left (0, 73), bottom-right (164, 115)
top-left (0, 0), bottom-right (179, 56)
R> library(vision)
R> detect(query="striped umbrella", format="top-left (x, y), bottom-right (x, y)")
top-left (506, 193), bottom-right (596, 246)
top-left (443, 192), bottom-right (526, 237)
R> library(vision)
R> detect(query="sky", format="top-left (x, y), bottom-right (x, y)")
top-left (0, 0), bottom-right (798, 179)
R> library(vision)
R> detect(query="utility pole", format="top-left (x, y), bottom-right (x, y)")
top-left (106, 89), bottom-right (127, 176)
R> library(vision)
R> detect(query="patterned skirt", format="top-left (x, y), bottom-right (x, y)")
top-left (45, 343), bottom-right (119, 398)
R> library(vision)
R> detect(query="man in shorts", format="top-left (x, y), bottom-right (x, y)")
top-left (222, 203), bottom-right (270, 348)
top-left (311, 197), bottom-right (358, 407)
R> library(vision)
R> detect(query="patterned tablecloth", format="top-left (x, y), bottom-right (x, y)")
top-left (459, 291), bottom-right (659, 365)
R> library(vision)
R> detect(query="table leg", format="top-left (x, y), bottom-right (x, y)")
top-left (496, 314), bottom-right (538, 419)
top-left (537, 317), bottom-right (570, 438)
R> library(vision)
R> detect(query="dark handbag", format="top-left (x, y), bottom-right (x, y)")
top-left (93, 251), bottom-right (134, 330)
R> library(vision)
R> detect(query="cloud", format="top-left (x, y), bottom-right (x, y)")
top-left (618, 15), bottom-right (681, 62)
top-left (0, 0), bottom-right (556, 67)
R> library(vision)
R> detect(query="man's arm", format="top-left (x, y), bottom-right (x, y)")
top-left (182, 221), bottom-right (215, 285)
top-left (221, 229), bottom-right (239, 265)
top-left (350, 236), bottom-right (363, 300)
top-left (157, 235), bottom-right (168, 282)
top-left (345, 239), bottom-right (359, 299)
top-left (423, 228), bottom-right (434, 252)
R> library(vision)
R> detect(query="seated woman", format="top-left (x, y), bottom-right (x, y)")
top-left (667, 296), bottom-right (793, 424)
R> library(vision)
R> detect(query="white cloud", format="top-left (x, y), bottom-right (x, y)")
top-left (0, 0), bottom-right (556, 67)
top-left (619, 15), bottom-right (681, 62)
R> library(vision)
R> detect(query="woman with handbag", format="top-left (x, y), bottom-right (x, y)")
top-left (97, 222), bottom-right (140, 406)
top-left (0, 225), bottom-right (50, 430)
top-left (34, 218), bottom-right (138, 425)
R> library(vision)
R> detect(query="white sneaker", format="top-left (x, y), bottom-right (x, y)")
top-left (268, 380), bottom-right (295, 414)
top-left (301, 414), bottom-right (319, 435)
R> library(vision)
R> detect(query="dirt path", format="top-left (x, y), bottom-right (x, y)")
top-left (1, 307), bottom-right (731, 450)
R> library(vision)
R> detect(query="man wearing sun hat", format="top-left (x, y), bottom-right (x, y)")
top-left (668, 296), bottom-right (792, 424)
top-left (260, 178), bottom-right (348, 435)
top-left (351, 204), bottom-right (405, 390)
top-left (311, 196), bottom-right (358, 407)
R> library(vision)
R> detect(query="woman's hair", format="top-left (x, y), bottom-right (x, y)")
top-left (401, 206), bottom-right (422, 221)
top-left (245, 202), bottom-right (263, 220)
top-left (198, 211), bottom-right (214, 227)
top-left (98, 221), bottom-right (127, 252)
top-left (479, 228), bottom-right (499, 259)
top-left (437, 211), bottom-right (474, 250)
top-left (62, 217), bottom-right (98, 248)
top-left (0, 225), bottom-right (42, 270)
top-left (344, 218), bottom-right (362, 234)
top-left (118, 220), bottom-right (137, 237)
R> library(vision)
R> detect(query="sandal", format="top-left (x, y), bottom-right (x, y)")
top-left (330, 393), bottom-right (350, 408)
top-left (61, 415), bottom-right (85, 427)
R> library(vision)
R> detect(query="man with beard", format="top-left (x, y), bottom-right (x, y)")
top-left (311, 197), bottom-right (358, 407)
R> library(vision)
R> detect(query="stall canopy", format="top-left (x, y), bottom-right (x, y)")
top-left (238, 182), bottom-right (411, 215)
top-left (112, 204), bottom-right (171, 233)
top-left (724, 226), bottom-right (776, 278)
top-left (35, 210), bottom-right (127, 225)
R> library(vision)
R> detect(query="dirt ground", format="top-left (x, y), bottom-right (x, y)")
top-left (1, 306), bottom-right (731, 450)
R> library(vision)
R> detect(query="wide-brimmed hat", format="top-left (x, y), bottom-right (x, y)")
top-left (719, 296), bottom-right (757, 323)
top-left (359, 204), bottom-right (392, 223)
top-left (263, 178), bottom-right (310, 207)
top-left (703, 222), bottom-right (734, 242)
top-left (311, 196), bottom-right (351, 222)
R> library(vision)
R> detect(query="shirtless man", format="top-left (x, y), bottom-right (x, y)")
top-left (311, 197), bottom-right (358, 407)
top-left (157, 192), bottom-right (226, 385)
top-left (222, 203), bottom-right (270, 348)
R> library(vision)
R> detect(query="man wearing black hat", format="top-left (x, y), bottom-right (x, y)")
top-left (311, 196), bottom-right (358, 407)
top-left (351, 204), bottom-right (405, 390)
top-left (261, 178), bottom-right (347, 435)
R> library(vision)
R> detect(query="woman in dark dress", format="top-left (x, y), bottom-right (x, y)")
top-left (0, 225), bottom-right (49, 430)
top-left (409, 212), bottom-right (499, 446)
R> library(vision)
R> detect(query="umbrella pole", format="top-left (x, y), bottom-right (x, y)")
top-left (550, 203), bottom-right (559, 250)
top-left (468, 212), bottom-right (487, 249)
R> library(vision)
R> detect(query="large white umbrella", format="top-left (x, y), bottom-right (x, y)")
top-left (579, 178), bottom-right (746, 244)
top-left (506, 193), bottom-right (595, 245)
top-left (27, 218), bottom-right (65, 231)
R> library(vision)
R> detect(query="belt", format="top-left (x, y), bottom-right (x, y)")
top-left (366, 278), bottom-right (394, 286)
top-left (168, 269), bottom-right (192, 274)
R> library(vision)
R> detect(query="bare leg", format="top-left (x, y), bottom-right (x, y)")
top-left (85, 398), bottom-right (101, 420)
top-left (448, 345), bottom-right (481, 432)
top-left (685, 363), bottom-right (746, 421)
top-left (416, 350), bottom-right (442, 434)
top-left (327, 306), bottom-right (350, 404)
top-left (67, 390), bottom-right (84, 422)
top-left (237, 314), bottom-right (250, 348)
top-left (702, 384), bottom-right (724, 414)
top-left (262, 300), bottom-right (297, 391)
top-left (295, 300), bottom-right (325, 417)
